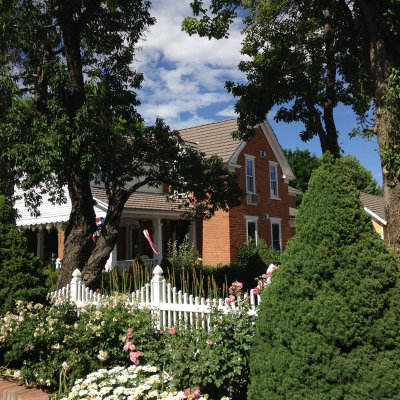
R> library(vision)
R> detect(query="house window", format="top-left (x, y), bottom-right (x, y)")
top-left (270, 217), bottom-right (282, 252)
top-left (245, 155), bottom-right (256, 194)
top-left (245, 215), bottom-right (258, 245)
top-left (269, 162), bottom-right (279, 198)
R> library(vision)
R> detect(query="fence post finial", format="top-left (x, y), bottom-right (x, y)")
top-left (151, 265), bottom-right (164, 329)
top-left (55, 258), bottom-right (62, 269)
top-left (71, 269), bottom-right (82, 304)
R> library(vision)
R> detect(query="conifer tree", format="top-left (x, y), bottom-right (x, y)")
top-left (247, 161), bottom-right (400, 399)
top-left (0, 196), bottom-right (47, 314)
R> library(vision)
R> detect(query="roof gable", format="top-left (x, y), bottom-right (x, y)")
top-left (360, 192), bottom-right (386, 224)
top-left (179, 117), bottom-right (295, 180)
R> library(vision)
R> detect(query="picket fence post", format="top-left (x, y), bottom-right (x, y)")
top-left (71, 269), bottom-right (82, 305)
top-left (151, 265), bottom-right (164, 330)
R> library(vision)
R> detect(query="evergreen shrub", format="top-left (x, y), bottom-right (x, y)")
top-left (247, 160), bottom-right (400, 399)
top-left (0, 196), bottom-right (47, 314)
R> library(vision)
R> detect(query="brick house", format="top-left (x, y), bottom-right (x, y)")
top-left (15, 117), bottom-right (297, 268)
top-left (180, 118), bottom-right (296, 265)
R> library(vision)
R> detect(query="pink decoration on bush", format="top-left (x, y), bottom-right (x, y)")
top-left (169, 327), bottom-right (176, 335)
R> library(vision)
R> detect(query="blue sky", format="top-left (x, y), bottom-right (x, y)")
top-left (136, 0), bottom-right (382, 186)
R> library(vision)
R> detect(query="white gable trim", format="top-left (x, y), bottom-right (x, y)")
top-left (227, 120), bottom-right (295, 182)
top-left (259, 120), bottom-right (295, 182)
top-left (364, 207), bottom-right (387, 225)
top-left (229, 142), bottom-right (246, 166)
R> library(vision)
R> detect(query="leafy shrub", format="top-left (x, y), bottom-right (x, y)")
top-left (0, 195), bottom-right (47, 314)
top-left (160, 306), bottom-right (255, 400)
top-left (248, 160), bottom-right (400, 399)
top-left (0, 296), bottom-right (160, 390)
top-left (0, 293), bottom-right (255, 399)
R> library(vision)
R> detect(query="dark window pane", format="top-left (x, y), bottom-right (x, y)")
top-left (248, 221), bottom-right (256, 243)
top-left (272, 223), bottom-right (281, 251)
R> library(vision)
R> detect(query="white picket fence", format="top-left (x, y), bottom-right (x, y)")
top-left (47, 265), bottom-right (263, 331)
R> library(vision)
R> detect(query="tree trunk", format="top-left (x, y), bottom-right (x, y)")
top-left (357, 0), bottom-right (400, 257)
top-left (56, 170), bottom-right (96, 289)
top-left (322, 2), bottom-right (340, 158)
top-left (81, 188), bottom-right (130, 289)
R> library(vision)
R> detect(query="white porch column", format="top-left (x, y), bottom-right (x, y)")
top-left (105, 243), bottom-right (118, 271)
top-left (36, 228), bottom-right (45, 260)
top-left (189, 220), bottom-right (197, 249)
top-left (153, 217), bottom-right (163, 262)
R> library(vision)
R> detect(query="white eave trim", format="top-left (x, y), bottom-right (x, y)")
top-left (229, 142), bottom-right (246, 165)
top-left (364, 207), bottom-right (387, 225)
top-left (259, 120), bottom-right (295, 181)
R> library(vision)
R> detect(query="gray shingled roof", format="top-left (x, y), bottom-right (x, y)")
top-left (91, 187), bottom-right (184, 213)
top-left (360, 192), bottom-right (386, 222)
top-left (179, 118), bottom-right (242, 163)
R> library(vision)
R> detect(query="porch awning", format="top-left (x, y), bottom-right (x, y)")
top-left (91, 187), bottom-right (187, 213)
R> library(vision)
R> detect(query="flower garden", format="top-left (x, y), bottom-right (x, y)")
top-left (0, 271), bottom-right (273, 400)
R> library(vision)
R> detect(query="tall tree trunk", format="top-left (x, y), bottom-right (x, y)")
top-left (57, 170), bottom-right (96, 289)
top-left (81, 188), bottom-right (130, 289)
top-left (357, 0), bottom-right (400, 257)
top-left (55, 6), bottom-right (96, 289)
top-left (322, 2), bottom-right (340, 158)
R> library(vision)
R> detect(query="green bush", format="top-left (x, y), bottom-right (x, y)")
top-left (0, 295), bottom-right (160, 390)
top-left (0, 196), bottom-right (47, 314)
top-left (247, 160), bottom-right (400, 399)
top-left (0, 295), bottom-right (255, 399)
top-left (160, 307), bottom-right (255, 400)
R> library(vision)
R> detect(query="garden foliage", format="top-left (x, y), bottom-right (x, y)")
top-left (0, 196), bottom-right (47, 314)
top-left (162, 235), bottom-right (280, 298)
top-left (248, 161), bottom-right (400, 399)
top-left (0, 294), bottom-right (255, 399)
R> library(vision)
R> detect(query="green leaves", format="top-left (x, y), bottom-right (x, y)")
top-left (247, 161), bottom-right (400, 399)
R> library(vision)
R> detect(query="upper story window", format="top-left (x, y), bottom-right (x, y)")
top-left (269, 161), bottom-right (279, 199)
top-left (245, 155), bottom-right (256, 194)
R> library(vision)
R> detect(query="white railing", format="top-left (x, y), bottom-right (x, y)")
top-left (116, 258), bottom-right (158, 274)
top-left (47, 265), bottom-right (263, 331)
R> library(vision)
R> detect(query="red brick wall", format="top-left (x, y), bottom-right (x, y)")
top-left (227, 126), bottom-right (291, 263)
top-left (288, 194), bottom-right (297, 209)
top-left (201, 209), bottom-right (231, 265)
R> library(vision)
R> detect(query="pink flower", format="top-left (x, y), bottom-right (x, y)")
top-left (123, 344), bottom-right (129, 352)
top-left (129, 344), bottom-right (136, 351)
top-left (258, 281), bottom-right (263, 288)
top-left (206, 339), bottom-right (212, 346)
top-left (127, 332), bottom-right (132, 338)
top-left (121, 336), bottom-right (126, 343)
top-left (253, 288), bottom-right (259, 295)
top-left (127, 328), bottom-right (133, 333)
top-left (129, 350), bottom-right (141, 365)
top-left (262, 273), bottom-right (268, 279)
top-left (169, 327), bottom-right (176, 335)
top-left (229, 295), bottom-right (235, 302)
top-left (225, 298), bottom-right (231, 305)
top-left (185, 387), bottom-right (200, 399)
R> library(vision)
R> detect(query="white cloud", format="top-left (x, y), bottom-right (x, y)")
top-left (135, 0), bottom-right (246, 129)
top-left (216, 106), bottom-right (237, 117)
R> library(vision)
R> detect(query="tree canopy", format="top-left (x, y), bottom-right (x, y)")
top-left (284, 149), bottom-right (383, 206)
top-left (183, 0), bottom-right (400, 257)
top-left (0, 0), bottom-right (242, 289)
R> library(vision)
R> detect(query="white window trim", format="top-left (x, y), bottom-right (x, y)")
top-left (245, 215), bottom-right (258, 245)
top-left (269, 161), bottom-right (280, 200)
top-left (245, 154), bottom-right (256, 194)
top-left (270, 217), bottom-right (282, 252)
